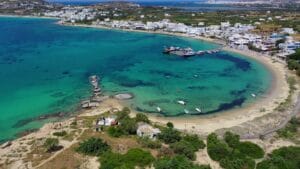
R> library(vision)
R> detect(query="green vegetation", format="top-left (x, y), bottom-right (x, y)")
top-left (276, 76), bottom-right (297, 112)
top-left (107, 108), bottom-right (138, 137)
top-left (138, 137), bottom-right (162, 149)
top-left (43, 138), bottom-right (60, 152)
top-left (277, 117), bottom-right (300, 140)
top-left (158, 127), bottom-right (181, 144)
top-left (100, 148), bottom-right (154, 169)
top-left (169, 134), bottom-right (206, 160)
top-left (207, 132), bottom-right (264, 169)
top-left (166, 122), bottom-right (174, 128)
top-left (76, 137), bottom-right (110, 156)
top-left (107, 126), bottom-right (124, 138)
top-left (53, 130), bottom-right (67, 137)
top-left (154, 155), bottom-right (211, 169)
top-left (287, 49), bottom-right (300, 76)
top-left (135, 113), bottom-right (150, 123)
top-left (257, 146), bottom-right (300, 169)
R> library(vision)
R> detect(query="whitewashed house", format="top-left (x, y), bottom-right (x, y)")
top-left (137, 123), bottom-right (161, 140)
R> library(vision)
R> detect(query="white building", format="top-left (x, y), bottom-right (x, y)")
top-left (137, 123), bottom-right (161, 140)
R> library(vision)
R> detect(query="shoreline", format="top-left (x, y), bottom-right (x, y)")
top-left (0, 16), bottom-right (292, 141)
top-left (60, 22), bottom-right (290, 134)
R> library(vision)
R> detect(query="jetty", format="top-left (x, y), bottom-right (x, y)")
top-left (163, 46), bottom-right (221, 57)
top-left (81, 75), bottom-right (106, 109)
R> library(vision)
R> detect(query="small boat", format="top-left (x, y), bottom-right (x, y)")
top-left (251, 93), bottom-right (256, 97)
top-left (195, 108), bottom-right (202, 113)
top-left (156, 107), bottom-right (162, 112)
top-left (196, 51), bottom-right (205, 55)
top-left (184, 109), bottom-right (189, 114)
top-left (177, 100), bottom-right (186, 105)
top-left (182, 51), bottom-right (196, 57)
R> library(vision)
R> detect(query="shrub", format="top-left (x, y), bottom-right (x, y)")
top-left (170, 140), bottom-right (196, 160)
top-left (257, 146), bottom-right (300, 169)
top-left (237, 141), bottom-right (264, 159)
top-left (224, 131), bottom-right (240, 149)
top-left (158, 128), bottom-right (181, 144)
top-left (154, 155), bottom-right (211, 169)
top-left (166, 122), bottom-right (174, 128)
top-left (138, 137), bottom-right (162, 149)
top-left (53, 130), bottom-right (67, 137)
top-left (277, 117), bottom-right (299, 139)
top-left (76, 137), bottom-right (110, 156)
top-left (119, 117), bottom-right (137, 135)
top-left (220, 157), bottom-right (255, 169)
top-left (135, 113), bottom-right (150, 123)
top-left (207, 133), bottom-right (231, 161)
top-left (182, 134), bottom-right (206, 150)
top-left (43, 138), bottom-right (60, 152)
top-left (116, 108), bottom-right (131, 121)
top-left (100, 148), bottom-right (154, 169)
top-left (123, 148), bottom-right (155, 167)
top-left (107, 126), bottom-right (124, 137)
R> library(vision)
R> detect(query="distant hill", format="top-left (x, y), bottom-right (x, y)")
top-left (206, 0), bottom-right (300, 4)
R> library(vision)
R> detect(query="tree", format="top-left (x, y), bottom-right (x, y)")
top-left (158, 128), bottom-right (181, 144)
top-left (119, 117), bottom-right (137, 135)
top-left (76, 137), bottom-right (110, 156)
top-left (166, 122), bottom-right (174, 128)
top-left (116, 107), bottom-right (131, 121)
top-left (135, 113), bottom-right (150, 123)
top-left (43, 138), bottom-right (59, 152)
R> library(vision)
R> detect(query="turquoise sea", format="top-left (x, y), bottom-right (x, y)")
top-left (0, 17), bottom-right (271, 142)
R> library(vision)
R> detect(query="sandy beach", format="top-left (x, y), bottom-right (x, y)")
top-left (62, 23), bottom-right (291, 135)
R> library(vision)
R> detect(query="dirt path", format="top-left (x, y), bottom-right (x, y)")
top-left (35, 128), bottom-right (87, 169)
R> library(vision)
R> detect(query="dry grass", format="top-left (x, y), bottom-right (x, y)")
top-left (23, 145), bottom-right (52, 167)
top-left (37, 144), bottom-right (85, 169)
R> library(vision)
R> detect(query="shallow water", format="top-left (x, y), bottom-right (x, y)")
top-left (0, 17), bottom-right (271, 141)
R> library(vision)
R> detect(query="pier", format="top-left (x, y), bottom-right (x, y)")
top-left (163, 46), bottom-right (221, 57)
top-left (81, 75), bottom-right (107, 108)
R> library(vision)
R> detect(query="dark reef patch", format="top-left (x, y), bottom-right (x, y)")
top-left (143, 99), bottom-right (171, 106)
top-left (187, 86), bottom-right (209, 90)
top-left (12, 112), bottom-right (67, 128)
top-left (203, 97), bottom-right (246, 114)
top-left (212, 53), bottom-right (251, 71)
top-left (149, 70), bottom-right (181, 78)
top-left (110, 75), bottom-right (155, 88)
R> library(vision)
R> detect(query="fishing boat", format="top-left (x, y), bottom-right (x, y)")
top-left (184, 109), bottom-right (189, 114)
top-left (163, 46), bottom-right (179, 54)
top-left (251, 93), bottom-right (256, 97)
top-left (196, 51), bottom-right (205, 55)
top-left (156, 107), bottom-right (162, 112)
top-left (177, 100), bottom-right (186, 105)
top-left (195, 108), bottom-right (202, 113)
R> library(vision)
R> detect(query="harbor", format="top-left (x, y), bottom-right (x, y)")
top-left (163, 46), bottom-right (221, 57)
